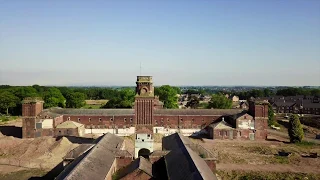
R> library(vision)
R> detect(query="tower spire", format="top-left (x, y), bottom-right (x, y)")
top-left (140, 62), bottom-right (142, 75)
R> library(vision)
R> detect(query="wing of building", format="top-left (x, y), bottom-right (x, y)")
top-left (22, 75), bottom-right (269, 141)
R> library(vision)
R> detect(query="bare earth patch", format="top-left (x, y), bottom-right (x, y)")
top-left (191, 135), bottom-right (320, 177)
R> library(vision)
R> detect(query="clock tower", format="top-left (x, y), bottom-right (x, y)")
top-left (134, 76), bottom-right (155, 126)
top-left (134, 76), bottom-right (155, 158)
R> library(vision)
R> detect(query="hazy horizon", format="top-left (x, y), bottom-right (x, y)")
top-left (1, 1), bottom-right (320, 86)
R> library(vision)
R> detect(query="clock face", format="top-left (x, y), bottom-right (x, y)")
top-left (141, 88), bottom-right (147, 94)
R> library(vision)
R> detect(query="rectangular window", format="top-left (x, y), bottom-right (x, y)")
top-left (219, 131), bottom-right (222, 136)
top-left (225, 131), bottom-right (228, 136)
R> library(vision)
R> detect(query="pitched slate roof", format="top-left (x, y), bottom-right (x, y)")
top-left (209, 120), bottom-right (234, 129)
top-left (163, 138), bottom-right (217, 180)
top-left (303, 102), bottom-right (320, 108)
top-left (115, 157), bottom-right (152, 179)
top-left (56, 121), bottom-right (84, 129)
top-left (49, 107), bottom-right (134, 115)
top-left (56, 133), bottom-right (124, 180)
top-left (154, 109), bottom-right (243, 116)
top-left (63, 144), bottom-right (94, 160)
top-left (273, 100), bottom-right (297, 107)
top-left (162, 133), bottom-right (192, 151)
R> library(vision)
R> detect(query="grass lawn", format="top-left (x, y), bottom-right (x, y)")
top-left (81, 104), bottom-right (102, 109)
top-left (0, 169), bottom-right (48, 180)
top-left (0, 115), bottom-right (19, 123)
top-left (216, 170), bottom-right (320, 180)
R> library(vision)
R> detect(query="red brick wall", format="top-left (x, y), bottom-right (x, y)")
top-left (41, 129), bottom-right (54, 136)
top-left (53, 115), bottom-right (64, 127)
top-left (22, 117), bottom-right (36, 138)
top-left (22, 102), bottom-right (43, 117)
top-left (62, 115), bottom-right (135, 128)
top-left (255, 105), bottom-right (268, 118)
top-left (153, 115), bottom-right (220, 128)
top-left (135, 98), bottom-right (154, 125)
top-left (54, 128), bottom-right (79, 137)
top-left (121, 169), bottom-right (152, 180)
top-left (116, 157), bottom-right (132, 170)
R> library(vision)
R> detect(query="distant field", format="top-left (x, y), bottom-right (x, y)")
top-left (82, 104), bottom-right (102, 109)
top-left (83, 100), bottom-right (108, 109)
top-left (85, 99), bottom-right (108, 105)
top-left (0, 116), bottom-right (18, 124)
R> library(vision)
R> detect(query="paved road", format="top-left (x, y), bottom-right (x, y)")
top-left (268, 129), bottom-right (320, 144)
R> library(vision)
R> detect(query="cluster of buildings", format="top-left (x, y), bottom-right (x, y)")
top-left (22, 76), bottom-right (268, 141)
top-left (255, 95), bottom-right (320, 115)
top-left (21, 75), bottom-right (270, 179)
top-left (56, 132), bottom-right (217, 180)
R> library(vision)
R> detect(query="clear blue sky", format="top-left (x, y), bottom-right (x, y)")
top-left (0, 0), bottom-right (319, 86)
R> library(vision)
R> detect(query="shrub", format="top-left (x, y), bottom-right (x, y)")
top-left (288, 115), bottom-right (304, 143)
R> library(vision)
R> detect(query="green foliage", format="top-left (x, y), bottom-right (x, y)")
top-left (268, 104), bottom-right (276, 126)
top-left (12, 86), bottom-right (39, 100)
top-left (0, 115), bottom-right (18, 123)
top-left (276, 87), bottom-right (320, 96)
top-left (207, 94), bottom-right (232, 109)
top-left (274, 156), bottom-right (289, 164)
top-left (198, 102), bottom-right (209, 109)
top-left (66, 92), bottom-right (86, 108)
top-left (217, 170), bottom-right (320, 180)
top-left (186, 96), bottom-right (200, 109)
top-left (288, 115), bottom-right (304, 143)
top-left (43, 88), bottom-right (66, 108)
top-left (101, 88), bottom-right (135, 108)
top-left (294, 141), bottom-right (317, 147)
top-left (155, 85), bottom-right (178, 109)
top-left (199, 153), bottom-right (205, 158)
top-left (0, 91), bottom-right (19, 115)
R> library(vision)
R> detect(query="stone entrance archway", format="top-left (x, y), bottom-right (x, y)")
top-left (138, 148), bottom-right (151, 159)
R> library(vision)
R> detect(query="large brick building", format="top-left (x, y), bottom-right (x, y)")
top-left (22, 76), bottom-right (268, 141)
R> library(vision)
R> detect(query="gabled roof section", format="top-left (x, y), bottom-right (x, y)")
top-left (115, 157), bottom-right (152, 179)
top-left (56, 133), bottom-right (124, 180)
top-left (162, 133), bottom-right (192, 151)
top-left (56, 121), bottom-right (84, 129)
top-left (164, 143), bottom-right (217, 180)
top-left (209, 120), bottom-right (234, 129)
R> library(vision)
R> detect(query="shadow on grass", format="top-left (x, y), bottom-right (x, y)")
top-left (0, 126), bottom-right (22, 138)
top-left (266, 137), bottom-right (290, 144)
top-left (28, 162), bottom-right (64, 180)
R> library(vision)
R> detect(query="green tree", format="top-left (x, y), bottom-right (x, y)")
top-left (66, 92), bottom-right (86, 108)
top-left (268, 104), bottom-right (276, 126)
top-left (186, 96), bottom-right (200, 109)
top-left (43, 88), bottom-right (66, 108)
top-left (0, 91), bottom-right (19, 115)
top-left (101, 88), bottom-right (135, 108)
top-left (207, 94), bottom-right (232, 109)
top-left (155, 85), bottom-right (178, 109)
top-left (288, 115), bottom-right (304, 143)
top-left (13, 87), bottom-right (39, 99)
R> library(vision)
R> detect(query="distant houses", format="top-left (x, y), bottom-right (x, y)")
top-left (255, 95), bottom-right (320, 115)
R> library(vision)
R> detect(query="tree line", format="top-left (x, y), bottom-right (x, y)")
top-left (0, 85), bottom-right (182, 115)
top-left (227, 87), bottom-right (320, 100)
